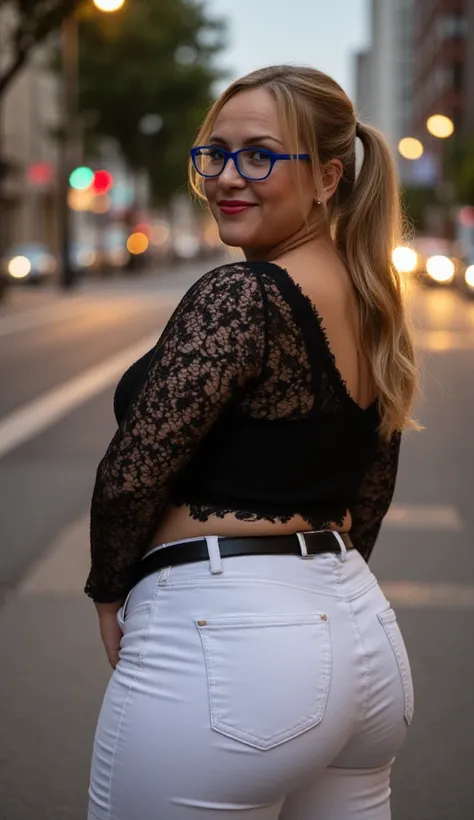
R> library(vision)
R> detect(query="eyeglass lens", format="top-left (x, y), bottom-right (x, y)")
top-left (195, 148), bottom-right (272, 179)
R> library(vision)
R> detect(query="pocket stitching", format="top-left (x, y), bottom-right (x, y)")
top-left (197, 615), bottom-right (332, 749)
top-left (378, 609), bottom-right (414, 726)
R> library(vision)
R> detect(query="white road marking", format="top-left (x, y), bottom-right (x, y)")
top-left (385, 503), bottom-right (463, 530)
top-left (382, 581), bottom-right (474, 609)
top-left (415, 329), bottom-right (474, 351)
top-left (0, 334), bottom-right (159, 460)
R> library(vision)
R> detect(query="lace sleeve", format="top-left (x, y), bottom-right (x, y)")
top-left (85, 264), bottom-right (268, 602)
top-left (349, 430), bottom-right (401, 562)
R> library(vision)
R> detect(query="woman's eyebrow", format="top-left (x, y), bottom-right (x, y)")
top-left (208, 134), bottom-right (283, 147)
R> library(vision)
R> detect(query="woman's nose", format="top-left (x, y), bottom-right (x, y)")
top-left (218, 157), bottom-right (247, 188)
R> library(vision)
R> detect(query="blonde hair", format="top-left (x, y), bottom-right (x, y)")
top-left (189, 65), bottom-right (418, 439)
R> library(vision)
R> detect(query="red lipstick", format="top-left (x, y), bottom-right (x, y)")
top-left (218, 200), bottom-right (256, 216)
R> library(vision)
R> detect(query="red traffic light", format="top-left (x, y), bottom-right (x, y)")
top-left (91, 170), bottom-right (114, 194)
top-left (28, 162), bottom-right (53, 184)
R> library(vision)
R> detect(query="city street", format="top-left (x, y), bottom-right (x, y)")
top-left (0, 263), bottom-right (473, 820)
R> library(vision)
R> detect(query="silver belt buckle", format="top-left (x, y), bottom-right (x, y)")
top-left (297, 530), bottom-right (339, 559)
top-left (296, 531), bottom-right (314, 558)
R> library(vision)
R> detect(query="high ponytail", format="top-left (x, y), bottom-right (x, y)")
top-left (189, 66), bottom-right (419, 438)
top-left (334, 122), bottom-right (418, 438)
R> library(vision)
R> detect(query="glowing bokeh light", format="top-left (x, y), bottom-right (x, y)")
top-left (68, 188), bottom-right (95, 211)
top-left (392, 246), bottom-right (418, 274)
top-left (93, 0), bottom-right (125, 11)
top-left (91, 170), bottom-right (114, 195)
top-left (127, 232), bottom-right (149, 255)
top-left (69, 166), bottom-right (94, 190)
top-left (465, 265), bottom-right (474, 289)
top-left (8, 256), bottom-right (31, 279)
top-left (426, 114), bottom-right (454, 139)
top-left (426, 255), bottom-right (455, 283)
top-left (398, 137), bottom-right (424, 160)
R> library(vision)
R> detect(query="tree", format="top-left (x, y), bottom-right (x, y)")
top-left (444, 136), bottom-right (474, 205)
top-left (77, 0), bottom-right (228, 205)
top-left (401, 185), bottom-right (438, 233)
top-left (0, 0), bottom-right (81, 97)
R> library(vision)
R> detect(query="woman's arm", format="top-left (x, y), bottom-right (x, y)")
top-left (349, 430), bottom-right (402, 561)
top-left (85, 263), bottom-right (268, 603)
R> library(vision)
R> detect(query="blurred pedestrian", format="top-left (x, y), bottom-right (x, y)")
top-left (86, 65), bottom-right (418, 820)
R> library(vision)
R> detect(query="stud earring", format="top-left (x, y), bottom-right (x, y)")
top-left (316, 198), bottom-right (322, 205)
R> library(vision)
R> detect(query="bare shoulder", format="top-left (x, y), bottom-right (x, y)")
top-left (276, 250), bottom-right (356, 322)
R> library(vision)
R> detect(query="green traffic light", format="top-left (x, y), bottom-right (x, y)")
top-left (69, 166), bottom-right (94, 190)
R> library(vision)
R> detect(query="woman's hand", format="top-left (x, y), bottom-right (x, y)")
top-left (95, 600), bottom-right (125, 669)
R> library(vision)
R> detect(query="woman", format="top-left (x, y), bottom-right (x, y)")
top-left (86, 65), bottom-right (418, 820)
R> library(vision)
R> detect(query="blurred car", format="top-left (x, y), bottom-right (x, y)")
top-left (0, 266), bottom-right (8, 300)
top-left (392, 236), bottom-right (465, 288)
top-left (457, 256), bottom-right (474, 299)
top-left (1, 242), bottom-right (57, 286)
top-left (70, 242), bottom-right (99, 275)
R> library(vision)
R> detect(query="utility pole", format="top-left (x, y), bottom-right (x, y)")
top-left (58, 14), bottom-right (79, 290)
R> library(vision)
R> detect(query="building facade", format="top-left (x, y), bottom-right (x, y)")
top-left (413, 0), bottom-right (471, 137)
top-left (0, 6), bottom-right (61, 255)
top-left (354, 0), bottom-right (415, 181)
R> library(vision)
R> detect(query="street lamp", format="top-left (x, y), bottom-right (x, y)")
top-left (59, 0), bottom-right (126, 290)
top-left (398, 137), bottom-right (424, 160)
top-left (93, 0), bottom-right (125, 11)
top-left (426, 114), bottom-right (455, 139)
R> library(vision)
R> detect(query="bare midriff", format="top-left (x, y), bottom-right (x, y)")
top-left (152, 504), bottom-right (352, 549)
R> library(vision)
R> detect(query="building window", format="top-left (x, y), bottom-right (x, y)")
top-left (437, 15), bottom-right (467, 38)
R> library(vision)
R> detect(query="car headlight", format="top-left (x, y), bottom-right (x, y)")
top-left (108, 248), bottom-right (128, 266)
top-left (8, 256), bottom-right (31, 279)
top-left (38, 254), bottom-right (56, 274)
top-left (426, 255), bottom-right (455, 283)
top-left (392, 246), bottom-right (418, 274)
top-left (77, 250), bottom-right (96, 267)
top-left (465, 265), bottom-right (474, 289)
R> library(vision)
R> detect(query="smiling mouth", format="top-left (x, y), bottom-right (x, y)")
top-left (218, 201), bottom-right (256, 215)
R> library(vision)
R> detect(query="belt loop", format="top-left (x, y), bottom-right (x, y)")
top-left (205, 536), bottom-right (224, 574)
top-left (296, 532), bottom-right (311, 558)
top-left (157, 565), bottom-right (171, 584)
top-left (333, 532), bottom-right (347, 562)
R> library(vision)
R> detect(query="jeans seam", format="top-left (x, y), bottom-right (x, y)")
top-left (345, 576), bottom-right (379, 602)
top-left (347, 598), bottom-right (371, 724)
top-left (106, 578), bottom-right (160, 818)
top-left (161, 576), bottom-right (350, 600)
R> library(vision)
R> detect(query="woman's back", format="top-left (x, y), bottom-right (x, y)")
top-left (277, 239), bottom-right (376, 412)
top-left (92, 258), bottom-right (400, 604)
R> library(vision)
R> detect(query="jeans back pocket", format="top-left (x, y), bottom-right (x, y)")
top-left (378, 608), bottom-right (415, 726)
top-left (196, 612), bottom-right (332, 750)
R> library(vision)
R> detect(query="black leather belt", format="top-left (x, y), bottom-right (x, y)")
top-left (135, 531), bottom-right (354, 585)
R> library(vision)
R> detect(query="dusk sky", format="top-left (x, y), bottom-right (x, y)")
top-left (207, 0), bottom-right (370, 100)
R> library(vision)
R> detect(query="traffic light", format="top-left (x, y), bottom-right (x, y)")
top-left (69, 166), bottom-right (94, 190)
top-left (91, 170), bottom-right (114, 195)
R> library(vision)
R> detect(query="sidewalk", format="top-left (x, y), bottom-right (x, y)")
top-left (0, 516), bottom-right (106, 820)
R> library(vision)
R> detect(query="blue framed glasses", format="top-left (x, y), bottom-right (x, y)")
top-left (190, 146), bottom-right (310, 181)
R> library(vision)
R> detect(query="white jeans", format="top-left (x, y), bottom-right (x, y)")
top-left (88, 536), bottom-right (414, 820)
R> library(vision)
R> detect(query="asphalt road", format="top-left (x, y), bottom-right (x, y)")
top-left (0, 263), bottom-right (473, 820)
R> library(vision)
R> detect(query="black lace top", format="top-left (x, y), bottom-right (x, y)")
top-left (86, 260), bottom-right (401, 602)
